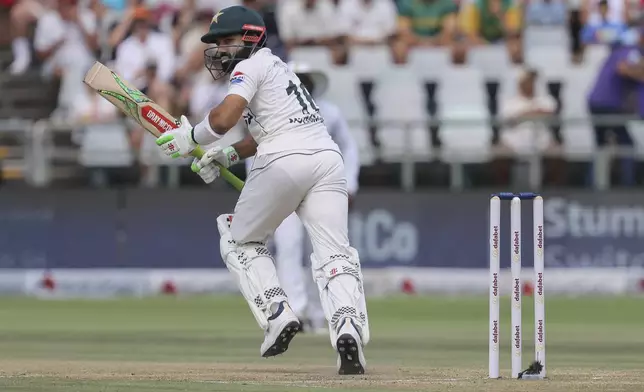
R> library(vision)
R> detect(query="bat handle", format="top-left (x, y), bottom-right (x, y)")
top-left (191, 146), bottom-right (245, 191)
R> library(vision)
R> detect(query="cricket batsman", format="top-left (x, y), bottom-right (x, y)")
top-left (154, 5), bottom-right (369, 375)
top-left (245, 62), bottom-right (360, 335)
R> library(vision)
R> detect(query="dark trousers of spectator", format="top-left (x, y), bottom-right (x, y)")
top-left (568, 10), bottom-right (582, 58)
top-left (588, 106), bottom-right (635, 186)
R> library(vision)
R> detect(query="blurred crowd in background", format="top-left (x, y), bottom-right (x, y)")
top-left (1, 0), bottom-right (644, 189)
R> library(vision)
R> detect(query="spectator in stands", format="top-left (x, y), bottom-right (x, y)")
top-left (278, 0), bottom-right (348, 64)
top-left (393, 0), bottom-right (458, 63)
top-left (8, 0), bottom-right (54, 74)
top-left (525, 0), bottom-right (567, 26)
top-left (568, 0), bottom-right (584, 61)
top-left (586, 31), bottom-right (644, 186)
top-left (580, 0), bottom-right (627, 45)
top-left (113, 6), bottom-right (175, 110)
top-left (582, 0), bottom-right (627, 25)
top-left (626, 0), bottom-right (642, 23)
top-left (494, 68), bottom-right (565, 185)
top-left (340, 0), bottom-right (398, 45)
top-left (174, 10), bottom-right (214, 115)
top-left (459, 0), bottom-right (522, 63)
top-left (244, 0), bottom-right (287, 60)
top-left (113, 5), bottom-right (175, 171)
top-left (33, 0), bottom-right (98, 119)
top-left (96, 0), bottom-right (130, 47)
top-left (499, 68), bottom-right (560, 157)
top-left (72, 84), bottom-right (119, 125)
top-left (164, 0), bottom-right (238, 51)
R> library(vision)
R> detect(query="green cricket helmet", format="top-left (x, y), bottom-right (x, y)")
top-left (201, 5), bottom-right (267, 80)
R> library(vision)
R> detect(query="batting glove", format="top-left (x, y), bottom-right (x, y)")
top-left (155, 115), bottom-right (197, 158)
top-left (190, 146), bottom-right (240, 184)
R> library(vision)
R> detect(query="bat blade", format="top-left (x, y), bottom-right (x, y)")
top-left (83, 61), bottom-right (244, 191)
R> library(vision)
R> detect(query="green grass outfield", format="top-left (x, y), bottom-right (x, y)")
top-left (0, 295), bottom-right (642, 391)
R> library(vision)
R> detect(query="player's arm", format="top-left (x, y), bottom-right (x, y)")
top-left (230, 133), bottom-right (258, 159)
top-left (614, 46), bottom-right (644, 82)
top-left (156, 94), bottom-right (248, 158)
top-left (199, 94), bottom-right (249, 138)
top-left (396, 2), bottom-right (423, 46)
top-left (157, 61), bottom-right (261, 159)
top-left (437, 10), bottom-right (458, 46)
top-left (617, 60), bottom-right (644, 82)
top-left (193, 61), bottom-right (263, 143)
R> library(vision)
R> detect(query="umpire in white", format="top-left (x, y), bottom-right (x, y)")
top-left (245, 61), bottom-right (360, 333)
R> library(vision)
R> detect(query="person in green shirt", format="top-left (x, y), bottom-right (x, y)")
top-left (393, 0), bottom-right (459, 62)
top-left (460, 0), bottom-right (523, 62)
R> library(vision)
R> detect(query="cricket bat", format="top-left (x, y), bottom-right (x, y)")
top-left (83, 61), bottom-right (245, 191)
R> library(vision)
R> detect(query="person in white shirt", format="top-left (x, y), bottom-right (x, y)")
top-left (33, 0), bottom-right (98, 116)
top-left (582, 0), bottom-right (627, 25)
top-left (153, 5), bottom-right (369, 375)
top-left (340, 0), bottom-right (397, 45)
top-left (243, 61), bottom-right (360, 335)
top-left (114, 6), bottom-right (176, 112)
top-left (500, 68), bottom-right (558, 156)
top-left (114, 7), bottom-right (175, 89)
top-left (8, 0), bottom-right (54, 74)
top-left (277, 0), bottom-right (348, 50)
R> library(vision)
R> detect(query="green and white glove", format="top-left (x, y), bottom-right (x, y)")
top-left (191, 146), bottom-right (240, 184)
top-left (155, 115), bottom-right (197, 158)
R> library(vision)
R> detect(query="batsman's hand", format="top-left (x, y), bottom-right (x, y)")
top-left (191, 157), bottom-right (220, 184)
top-left (190, 146), bottom-right (240, 184)
top-left (155, 115), bottom-right (197, 158)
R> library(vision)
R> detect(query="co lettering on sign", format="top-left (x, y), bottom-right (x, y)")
top-left (349, 210), bottom-right (419, 264)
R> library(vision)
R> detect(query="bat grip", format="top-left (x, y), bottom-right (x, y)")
top-left (191, 146), bottom-right (245, 192)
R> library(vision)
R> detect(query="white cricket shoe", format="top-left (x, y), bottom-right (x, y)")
top-left (260, 301), bottom-right (301, 357)
top-left (335, 317), bottom-right (366, 375)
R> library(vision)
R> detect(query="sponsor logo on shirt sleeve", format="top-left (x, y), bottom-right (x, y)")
top-left (230, 71), bottom-right (245, 84)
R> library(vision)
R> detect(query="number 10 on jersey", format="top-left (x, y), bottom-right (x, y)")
top-left (286, 80), bottom-right (319, 115)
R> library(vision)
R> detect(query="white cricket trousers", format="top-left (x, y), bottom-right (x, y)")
top-left (242, 155), bottom-right (325, 320)
top-left (273, 212), bottom-right (325, 321)
top-left (232, 149), bottom-right (351, 263)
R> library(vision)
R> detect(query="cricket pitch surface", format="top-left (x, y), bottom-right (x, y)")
top-left (0, 296), bottom-right (642, 392)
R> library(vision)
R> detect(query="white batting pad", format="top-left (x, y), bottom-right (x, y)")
top-left (311, 248), bottom-right (370, 346)
top-left (217, 214), bottom-right (287, 330)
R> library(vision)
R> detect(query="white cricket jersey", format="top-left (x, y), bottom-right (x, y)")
top-left (226, 48), bottom-right (340, 157)
top-left (244, 97), bottom-right (361, 194)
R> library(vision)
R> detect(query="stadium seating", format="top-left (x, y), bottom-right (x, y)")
top-left (79, 123), bottom-right (134, 168)
top-left (408, 47), bottom-right (452, 82)
top-left (290, 47), bottom-right (334, 70)
top-left (372, 65), bottom-right (430, 162)
top-left (0, 30), bottom-right (617, 185)
top-left (524, 26), bottom-right (570, 49)
top-left (286, 42), bottom-right (607, 168)
top-left (347, 45), bottom-right (394, 80)
top-left (560, 65), bottom-right (598, 161)
top-left (468, 45), bottom-right (512, 80)
top-left (437, 66), bottom-right (492, 163)
top-left (525, 46), bottom-right (569, 81)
